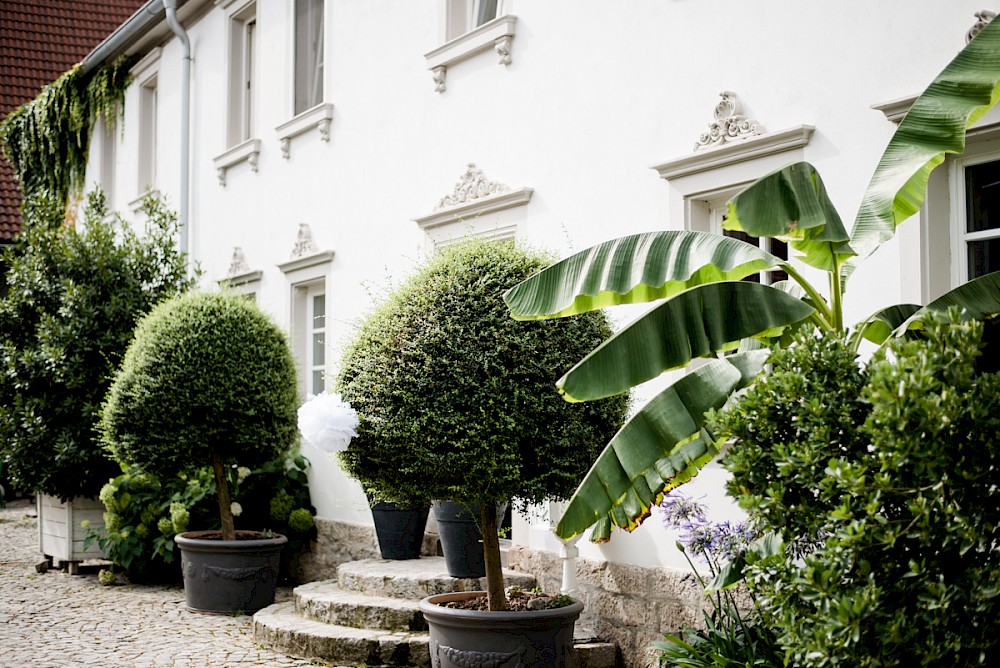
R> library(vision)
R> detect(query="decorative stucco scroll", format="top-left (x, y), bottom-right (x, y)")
top-left (694, 91), bottom-right (763, 151)
top-left (435, 163), bottom-right (510, 210)
top-left (227, 247), bottom-right (251, 277)
top-left (968, 10), bottom-right (997, 43)
top-left (290, 224), bottom-right (321, 259)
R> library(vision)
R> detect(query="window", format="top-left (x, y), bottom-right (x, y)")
top-left (711, 207), bottom-right (789, 285)
top-left (307, 289), bottom-right (326, 396)
top-left (98, 119), bottom-right (116, 205)
top-left (446, 0), bottom-right (503, 40)
top-left (228, 3), bottom-right (257, 146)
top-left (138, 76), bottom-right (157, 194)
top-left (958, 157), bottom-right (1000, 280)
top-left (294, 0), bottom-right (324, 115)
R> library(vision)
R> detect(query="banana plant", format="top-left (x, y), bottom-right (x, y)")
top-left (504, 17), bottom-right (1000, 543)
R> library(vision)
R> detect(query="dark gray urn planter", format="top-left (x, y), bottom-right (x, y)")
top-left (420, 591), bottom-right (585, 668)
top-left (371, 500), bottom-right (430, 560)
top-left (174, 530), bottom-right (287, 615)
top-left (432, 500), bottom-right (485, 578)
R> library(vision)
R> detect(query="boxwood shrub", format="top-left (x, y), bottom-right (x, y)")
top-left (100, 290), bottom-right (300, 534)
top-left (336, 238), bottom-right (629, 512)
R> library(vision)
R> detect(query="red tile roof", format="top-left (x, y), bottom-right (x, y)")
top-left (0, 0), bottom-right (146, 241)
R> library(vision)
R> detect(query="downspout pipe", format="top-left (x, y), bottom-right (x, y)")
top-left (162, 0), bottom-right (192, 264)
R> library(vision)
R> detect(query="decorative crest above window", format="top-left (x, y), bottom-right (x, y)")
top-left (291, 223), bottom-right (321, 259)
top-left (228, 247), bottom-right (251, 276)
top-left (694, 91), bottom-right (763, 151)
top-left (436, 163), bottom-right (510, 210)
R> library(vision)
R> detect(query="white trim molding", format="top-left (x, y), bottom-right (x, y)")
top-left (212, 138), bottom-right (261, 186)
top-left (424, 15), bottom-right (517, 92)
top-left (278, 249), bottom-right (335, 276)
top-left (415, 163), bottom-right (532, 230)
top-left (276, 102), bottom-right (334, 159)
top-left (652, 125), bottom-right (814, 181)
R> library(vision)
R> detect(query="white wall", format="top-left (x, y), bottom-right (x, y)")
top-left (87, 0), bottom-right (992, 570)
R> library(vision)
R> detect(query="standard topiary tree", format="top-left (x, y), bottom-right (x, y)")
top-left (337, 238), bottom-right (628, 611)
top-left (100, 290), bottom-right (299, 541)
top-left (0, 191), bottom-right (193, 500)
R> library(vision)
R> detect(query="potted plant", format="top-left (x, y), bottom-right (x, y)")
top-left (0, 192), bottom-right (192, 570)
top-left (296, 390), bottom-right (430, 561)
top-left (99, 290), bottom-right (300, 614)
top-left (335, 238), bottom-right (627, 664)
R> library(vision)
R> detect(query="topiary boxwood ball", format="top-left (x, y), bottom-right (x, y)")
top-left (336, 238), bottom-right (628, 610)
top-left (100, 290), bottom-right (299, 538)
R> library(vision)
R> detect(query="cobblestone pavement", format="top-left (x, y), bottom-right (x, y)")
top-left (0, 498), bottom-right (343, 668)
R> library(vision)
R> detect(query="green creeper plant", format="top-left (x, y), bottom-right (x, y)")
top-left (0, 192), bottom-right (193, 500)
top-left (504, 18), bottom-right (1000, 543)
top-left (99, 291), bottom-right (300, 541)
top-left (720, 312), bottom-right (1000, 666)
top-left (0, 56), bottom-right (136, 212)
top-left (336, 238), bottom-right (628, 611)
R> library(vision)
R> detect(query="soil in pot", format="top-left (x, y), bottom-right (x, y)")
top-left (174, 530), bottom-right (287, 615)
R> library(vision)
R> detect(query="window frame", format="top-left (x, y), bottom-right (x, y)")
top-left (293, 0), bottom-right (325, 117)
top-left (949, 149), bottom-right (1000, 285)
top-left (227, 1), bottom-right (258, 148)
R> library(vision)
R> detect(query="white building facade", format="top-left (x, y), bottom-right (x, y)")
top-left (81, 1), bottom-right (1000, 663)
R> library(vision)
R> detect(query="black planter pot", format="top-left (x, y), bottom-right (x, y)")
top-left (432, 500), bottom-right (486, 578)
top-left (174, 530), bottom-right (287, 615)
top-left (371, 500), bottom-right (430, 560)
top-left (420, 591), bottom-right (585, 668)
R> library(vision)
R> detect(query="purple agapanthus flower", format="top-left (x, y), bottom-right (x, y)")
top-left (656, 491), bottom-right (758, 565)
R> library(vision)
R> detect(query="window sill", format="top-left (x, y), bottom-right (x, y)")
top-left (424, 15), bottom-right (517, 92)
top-left (276, 103), bottom-right (334, 159)
top-left (213, 138), bottom-right (261, 186)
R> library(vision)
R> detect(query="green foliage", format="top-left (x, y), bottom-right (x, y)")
top-left (0, 192), bottom-right (193, 499)
top-left (503, 18), bottom-right (1000, 542)
top-left (100, 290), bottom-right (299, 478)
top-left (336, 238), bottom-right (628, 510)
top-left (87, 452), bottom-right (316, 583)
top-left (720, 312), bottom-right (1000, 666)
top-left (0, 56), bottom-right (136, 209)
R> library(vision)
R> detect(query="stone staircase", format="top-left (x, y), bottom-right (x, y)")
top-left (253, 557), bottom-right (618, 667)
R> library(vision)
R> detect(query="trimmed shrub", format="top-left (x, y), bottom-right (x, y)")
top-left (0, 192), bottom-right (193, 499)
top-left (336, 238), bottom-right (629, 511)
top-left (720, 313), bottom-right (1000, 666)
top-left (100, 290), bottom-right (299, 535)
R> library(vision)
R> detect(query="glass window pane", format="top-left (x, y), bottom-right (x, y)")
top-left (968, 238), bottom-right (1000, 279)
top-left (476, 0), bottom-right (499, 26)
top-left (966, 160), bottom-right (1000, 234)
top-left (312, 294), bottom-right (325, 329)
top-left (311, 370), bottom-right (324, 395)
top-left (295, 0), bottom-right (324, 114)
top-left (313, 333), bottom-right (325, 366)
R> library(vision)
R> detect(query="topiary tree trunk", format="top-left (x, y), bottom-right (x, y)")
top-left (211, 451), bottom-right (236, 541)
top-left (480, 504), bottom-right (508, 611)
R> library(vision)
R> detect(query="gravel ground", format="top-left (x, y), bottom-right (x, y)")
top-left (0, 498), bottom-right (340, 668)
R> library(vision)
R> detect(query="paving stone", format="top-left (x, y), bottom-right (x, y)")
top-left (0, 499), bottom-right (348, 668)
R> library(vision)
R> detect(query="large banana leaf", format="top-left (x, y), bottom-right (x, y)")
top-left (557, 282), bottom-right (814, 401)
top-left (725, 162), bottom-right (854, 272)
top-left (847, 18), bottom-right (1000, 280)
top-left (504, 231), bottom-right (784, 320)
top-left (856, 303), bottom-right (922, 345)
top-left (899, 270), bottom-right (1000, 331)
top-left (555, 350), bottom-right (770, 542)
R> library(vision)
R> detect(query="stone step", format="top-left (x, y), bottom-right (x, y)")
top-left (337, 557), bottom-right (536, 599)
top-left (254, 602), bottom-right (430, 667)
top-left (254, 601), bottom-right (618, 668)
top-left (295, 580), bottom-right (426, 631)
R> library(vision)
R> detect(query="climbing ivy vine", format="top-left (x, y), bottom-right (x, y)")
top-left (0, 55), bottom-right (137, 212)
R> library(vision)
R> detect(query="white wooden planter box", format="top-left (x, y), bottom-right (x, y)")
top-left (37, 493), bottom-right (106, 573)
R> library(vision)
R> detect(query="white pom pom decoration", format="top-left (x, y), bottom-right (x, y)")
top-left (297, 392), bottom-right (360, 453)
